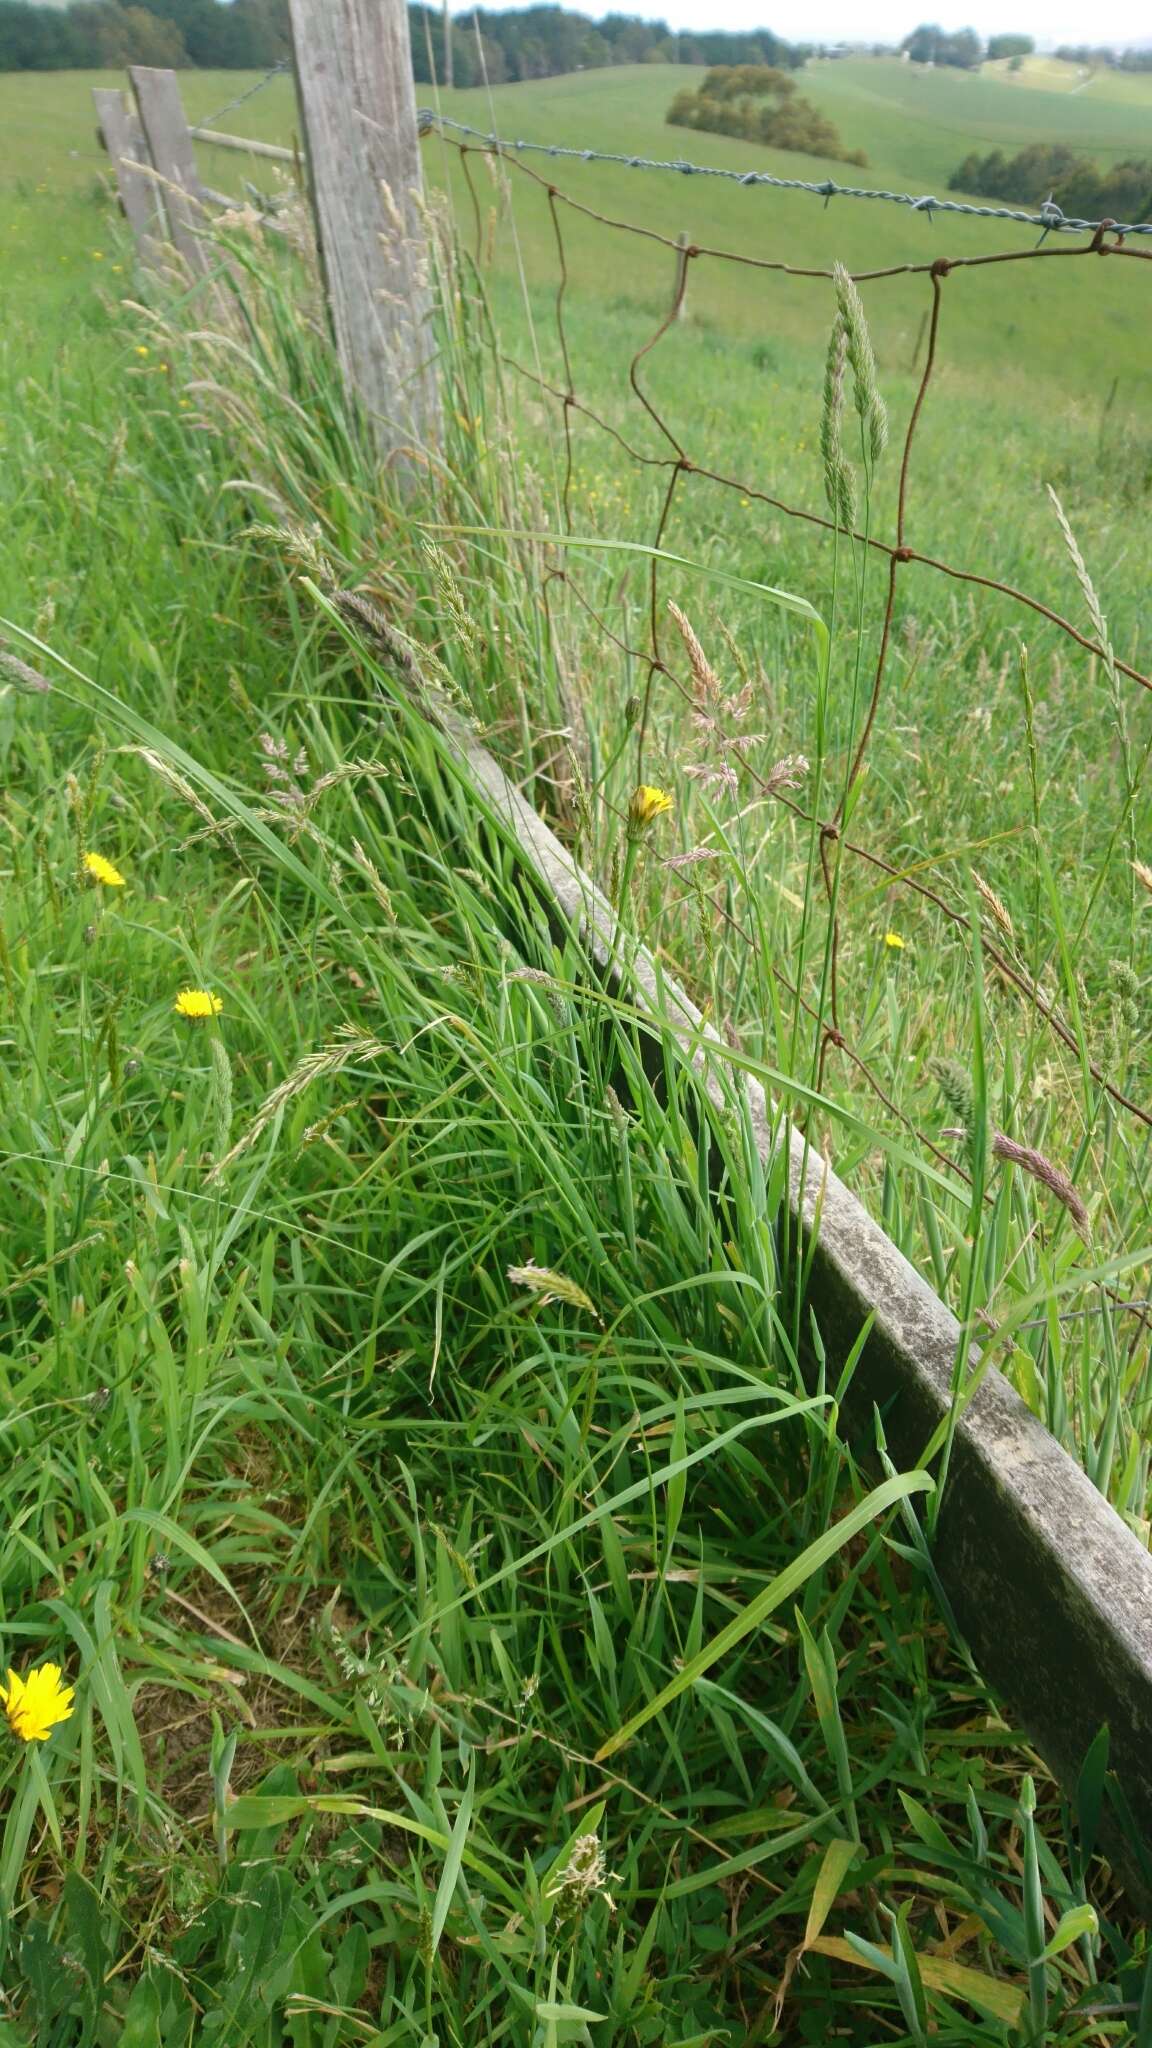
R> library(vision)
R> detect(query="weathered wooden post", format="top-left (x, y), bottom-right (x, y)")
top-left (93, 87), bottom-right (162, 264)
top-left (443, 0), bottom-right (454, 89)
top-left (128, 67), bottom-right (211, 276)
top-left (286, 0), bottom-right (441, 458)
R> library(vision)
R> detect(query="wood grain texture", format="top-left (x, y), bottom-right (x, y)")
top-left (129, 66), bottom-right (209, 275)
top-left (287, 0), bottom-right (440, 455)
top-left (93, 88), bottom-right (162, 262)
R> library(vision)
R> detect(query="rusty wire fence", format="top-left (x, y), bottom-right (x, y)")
top-left (418, 114), bottom-right (1152, 1206)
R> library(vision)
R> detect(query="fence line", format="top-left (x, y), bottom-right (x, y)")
top-left (94, 66), bottom-right (1152, 1160)
top-left (418, 111), bottom-right (1152, 239)
top-left (427, 123), bottom-right (1152, 1159)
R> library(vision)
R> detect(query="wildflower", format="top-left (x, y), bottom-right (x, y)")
top-left (135, 345), bottom-right (149, 359)
top-left (174, 988), bottom-right (223, 1021)
top-left (83, 851), bottom-right (126, 889)
top-left (627, 785), bottom-right (674, 835)
top-left (883, 931), bottom-right (905, 950)
top-left (1, 1663), bottom-right (75, 1743)
top-left (111, 263), bottom-right (123, 274)
top-left (91, 250), bottom-right (105, 261)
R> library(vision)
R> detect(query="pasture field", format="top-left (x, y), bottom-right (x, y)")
top-left (1, 54), bottom-right (1152, 2044)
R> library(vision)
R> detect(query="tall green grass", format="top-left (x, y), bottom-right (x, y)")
top-left (0, 131), bottom-right (1150, 2046)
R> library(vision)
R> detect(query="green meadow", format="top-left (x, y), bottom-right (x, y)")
top-left (1, 50), bottom-right (1152, 2044)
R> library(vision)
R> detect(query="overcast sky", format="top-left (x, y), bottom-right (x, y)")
top-left (600, 3), bottom-right (1150, 42)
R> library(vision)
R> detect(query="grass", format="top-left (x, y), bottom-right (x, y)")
top-left (1, 53), bottom-right (1152, 2044)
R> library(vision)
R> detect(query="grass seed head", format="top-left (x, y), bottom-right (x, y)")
top-left (991, 1132), bottom-right (1089, 1237)
top-left (667, 600), bottom-right (722, 707)
top-left (507, 1260), bottom-right (601, 1323)
top-left (929, 1056), bottom-right (977, 1136)
top-left (833, 262), bottom-right (888, 464)
top-left (972, 871), bottom-right (1014, 939)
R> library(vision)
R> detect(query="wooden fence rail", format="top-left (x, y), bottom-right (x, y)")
top-left (380, 642), bottom-right (1152, 1909)
top-left (188, 126), bottom-right (296, 165)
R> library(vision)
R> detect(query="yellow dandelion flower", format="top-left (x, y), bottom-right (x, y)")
top-left (175, 987), bottom-right (223, 1021)
top-left (1, 1663), bottom-right (75, 1743)
top-left (91, 250), bottom-right (105, 261)
top-left (628, 785), bottom-right (674, 835)
top-left (83, 851), bottom-right (127, 889)
top-left (135, 345), bottom-right (150, 358)
top-left (884, 931), bottom-right (906, 951)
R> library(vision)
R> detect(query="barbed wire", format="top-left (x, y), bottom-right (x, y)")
top-left (432, 126), bottom-right (1152, 1181)
top-left (418, 111), bottom-right (1152, 239)
top-left (201, 60), bottom-right (290, 134)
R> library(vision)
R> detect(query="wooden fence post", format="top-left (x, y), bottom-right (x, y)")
top-left (129, 66), bottom-right (210, 276)
top-left (93, 87), bottom-right (162, 263)
top-left (286, 0), bottom-right (440, 457)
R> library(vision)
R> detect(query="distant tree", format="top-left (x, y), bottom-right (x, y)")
top-left (902, 22), bottom-right (983, 67)
top-left (91, 3), bottom-right (187, 62)
top-left (986, 32), bottom-right (1033, 59)
top-left (410, 7), bottom-right (508, 86)
top-left (0, 0), bottom-right (191, 66)
top-left (949, 139), bottom-right (1152, 221)
top-left (668, 64), bottom-right (866, 166)
top-left (134, 0), bottom-right (287, 65)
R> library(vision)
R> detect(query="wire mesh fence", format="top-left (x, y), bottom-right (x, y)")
top-left (421, 114), bottom-right (1152, 1183)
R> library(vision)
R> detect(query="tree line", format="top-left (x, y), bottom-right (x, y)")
top-left (0, 0), bottom-right (806, 76)
top-left (950, 142), bottom-right (1152, 221)
top-left (409, 8), bottom-right (802, 87)
top-left (900, 24), bottom-right (1152, 71)
top-left (666, 64), bottom-right (866, 167)
top-left (0, 0), bottom-right (289, 68)
top-left (1054, 44), bottom-right (1152, 72)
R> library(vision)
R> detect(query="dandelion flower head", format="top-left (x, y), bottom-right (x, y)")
top-left (83, 851), bottom-right (126, 888)
top-left (884, 931), bottom-right (906, 951)
top-left (1, 1663), bottom-right (75, 1743)
top-left (628, 785), bottom-right (674, 833)
top-left (175, 987), bottom-right (223, 1021)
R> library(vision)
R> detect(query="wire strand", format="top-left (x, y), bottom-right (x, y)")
top-left (201, 60), bottom-right (290, 134)
top-left (417, 111), bottom-right (1152, 239)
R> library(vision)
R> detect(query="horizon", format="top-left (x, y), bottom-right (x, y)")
top-left (446, 4), bottom-right (1151, 50)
